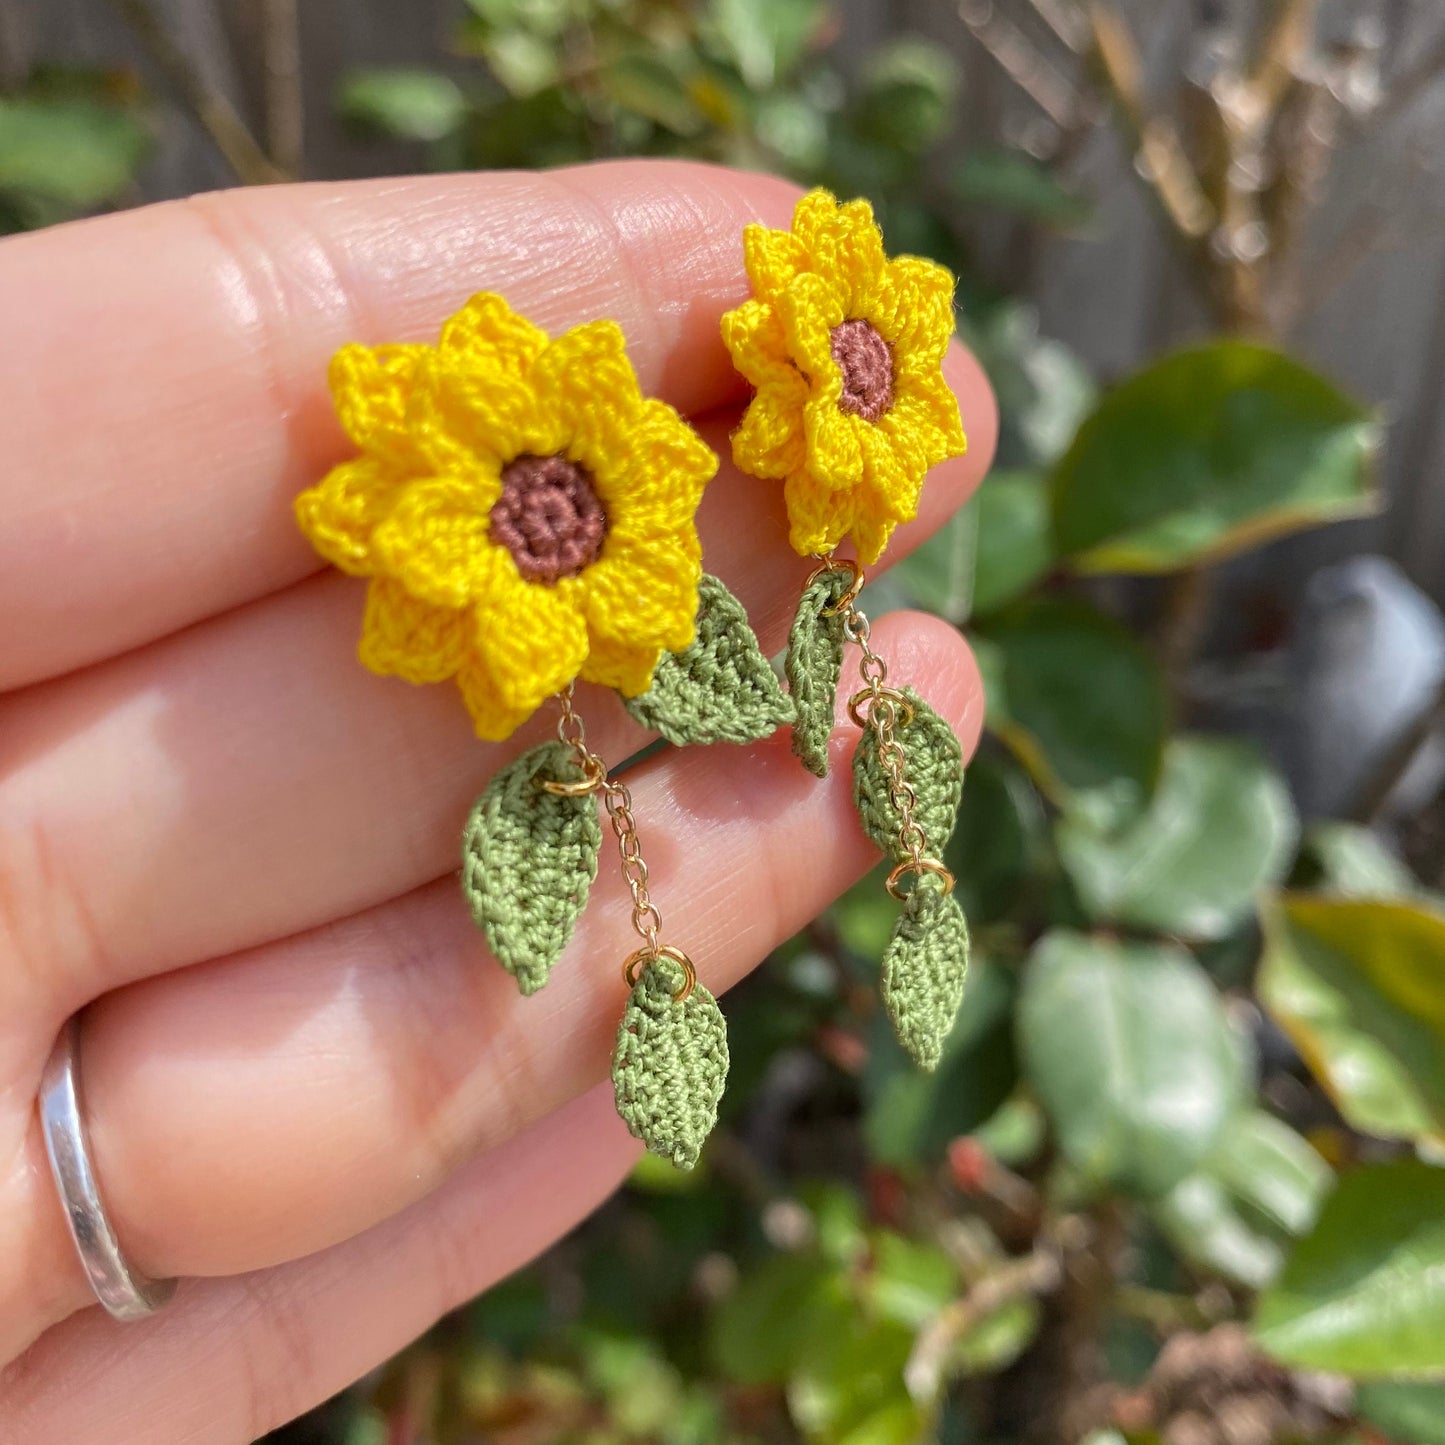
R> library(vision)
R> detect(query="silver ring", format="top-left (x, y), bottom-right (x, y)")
top-left (39, 1017), bottom-right (177, 1321)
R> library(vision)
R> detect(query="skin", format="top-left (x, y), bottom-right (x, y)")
top-left (0, 159), bottom-right (996, 1445)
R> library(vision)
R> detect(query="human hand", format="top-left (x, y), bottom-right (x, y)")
top-left (0, 160), bottom-right (993, 1443)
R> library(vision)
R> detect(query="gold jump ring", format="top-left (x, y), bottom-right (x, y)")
top-left (804, 556), bottom-right (865, 616)
top-left (885, 857), bottom-right (956, 902)
top-left (622, 944), bottom-right (697, 1003)
top-left (540, 755), bottom-right (606, 796)
top-left (847, 685), bottom-right (917, 730)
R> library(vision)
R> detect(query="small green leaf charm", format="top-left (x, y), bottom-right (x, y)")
top-left (853, 690), bottom-right (964, 859)
top-left (882, 880), bottom-right (970, 1070)
top-left (461, 741), bottom-right (601, 995)
top-left (625, 574), bottom-right (793, 746)
top-left (785, 569), bottom-right (848, 776)
top-left (612, 953), bottom-right (729, 1169)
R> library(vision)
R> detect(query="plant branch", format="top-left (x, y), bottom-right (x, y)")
top-left (261, 0), bottom-right (304, 176)
top-left (905, 1244), bottom-right (1063, 1403)
top-left (1084, 2), bottom-right (1214, 244)
top-left (108, 0), bottom-right (289, 185)
top-left (958, 0), bottom-right (1085, 130)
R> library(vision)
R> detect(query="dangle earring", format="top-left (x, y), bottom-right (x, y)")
top-left (295, 292), bottom-right (792, 1167)
top-left (721, 190), bottom-right (972, 1070)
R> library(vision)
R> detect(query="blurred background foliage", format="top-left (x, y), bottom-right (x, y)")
top-left (9, 0), bottom-right (1445, 1441)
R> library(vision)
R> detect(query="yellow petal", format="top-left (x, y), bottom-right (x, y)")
top-left (581, 633), bottom-right (663, 698)
top-left (532, 319), bottom-right (643, 449)
top-left (604, 398), bottom-right (717, 540)
top-left (850, 501), bottom-right (899, 565)
top-left (783, 467), bottom-right (857, 558)
top-left (294, 456), bottom-right (403, 575)
top-left (778, 271), bottom-right (847, 381)
top-left (859, 423), bottom-right (922, 520)
top-left (731, 372), bottom-right (809, 480)
top-left (370, 475), bottom-right (501, 608)
top-left (790, 190), bottom-right (887, 312)
top-left (329, 343), bottom-right (429, 457)
top-left (472, 574), bottom-right (590, 713)
top-left (358, 576), bottom-right (469, 683)
top-left (438, 292), bottom-right (549, 375)
top-left (743, 222), bottom-right (806, 299)
top-left (584, 538), bottom-right (701, 653)
top-left (721, 298), bottom-right (791, 390)
top-left (455, 654), bottom-right (534, 742)
top-left (878, 255), bottom-right (957, 371)
top-left (804, 394), bottom-right (866, 490)
top-left (886, 370), bottom-right (968, 467)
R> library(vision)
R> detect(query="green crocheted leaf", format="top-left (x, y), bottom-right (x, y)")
top-left (461, 741), bottom-right (601, 996)
top-left (853, 689), bottom-right (965, 860)
top-left (785, 570), bottom-right (848, 777)
top-left (612, 954), bottom-right (730, 1170)
top-left (882, 881), bottom-right (971, 1070)
top-left (624, 574), bottom-right (793, 746)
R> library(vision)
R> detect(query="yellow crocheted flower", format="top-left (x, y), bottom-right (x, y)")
top-left (722, 189), bottom-right (966, 564)
top-left (295, 293), bottom-right (717, 741)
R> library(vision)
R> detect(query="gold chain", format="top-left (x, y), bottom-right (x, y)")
top-left (808, 555), bottom-right (954, 901)
top-left (547, 685), bottom-right (695, 1000)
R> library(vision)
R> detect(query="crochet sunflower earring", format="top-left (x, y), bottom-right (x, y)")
top-left (721, 190), bottom-right (972, 1070)
top-left (295, 292), bottom-right (793, 1167)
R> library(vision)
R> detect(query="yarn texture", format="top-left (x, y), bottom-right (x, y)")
top-left (785, 569), bottom-right (849, 777)
top-left (612, 954), bottom-right (729, 1169)
top-left (882, 879), bottom-right (971, 1070)
top-left (720, 189), bottom-right (967, 564)
top-left (624, 574), bottom-right (793, 745)
top-left (853, 689), bottom-right (965, 860)
top-left (294, 292), bottom-right (717, 740)
top-left (461, 740), bottom-right (601, 994)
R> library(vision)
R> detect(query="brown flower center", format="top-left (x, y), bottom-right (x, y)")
top-left (830, 318), bottom-right (894, 423)
top-left (489, 453), bottom-right (608, 584)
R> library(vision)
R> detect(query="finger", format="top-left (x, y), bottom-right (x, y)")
top-left (0, 160), bottom-right (801, 691)
top-left (0, 365), bottom-right (995, 1023)
top-left (0, 1083), bottom-right (639, 1445)
top-left (11, 615), bottom-right (981, 1352)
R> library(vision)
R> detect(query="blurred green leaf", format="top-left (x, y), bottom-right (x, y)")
top-left (599, 53), bottom-right (705, 134)
top-left (952, 150), bottom-right (1091, 228)
top-left (951, 1297), bottom-right (1042, 1377)
top-left (708, 0), bottom-right (823, 89)
top-left (946, 750), bottom-right (1046, 927)
top-left (1259, 896), bottom-right (1445, 1144)
top-left (483, 30), bottom-right (561, 96)
top-left (805, 1183), bottom-right (868, 1266)
top-left (968, 471), bottom-right (1053, 617)
top-left (973, 597), bottom-right (1168, 822)
top-left (868, 1232), bottom-right (959, 1328)
top-left (756, 90), bottom-right (830, 171)
top-left (1154, 1174), bottom-right (1284, 1290)
top-left (1296, 822), bottom-right (1422, 901)
top-left (0, 95), bottom-right (149, 213)
top-left (963, 301), bottom-right (1096, 467)
top-left (338, 69), bottom-right (468, 141)
top-left (1051, 342), bottom-right (1380, 574)
top-left (1153, 1111), bottom-right (1330, 1288)
top-left (855, 37), bottom-right (958, 154)
top-left (890, 503), bottom-right (976, 625)
top-left (1212, 1110), bottom-right (1331, 1237)
top-left (1018, 932), bottom-right (1241, 1197)
top-left (711, 1253), bottom-right (850, 1385)
top-left (787, 1316), bottom-right (925, 1445)
top-left (863, 957), bottom-right (1019, 1167)
top-left (1254, 1160), bottom-right (1445, 1378)
top-left (1356, 1382), bottom-right (1445, 1443)
top-left (1057, 736), bottom-right (1297, 939)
